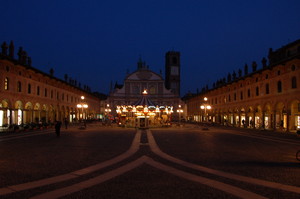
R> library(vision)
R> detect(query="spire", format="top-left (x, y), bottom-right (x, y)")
top-left (1, 42), bottom-right (8, 55)
top-left (9, 41), bottom-right (14, 58)
top-left (137, 56), bottom-right (147, 70)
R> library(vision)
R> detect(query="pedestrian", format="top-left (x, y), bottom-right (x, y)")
top-left (242, 119), bottom-right (245, 128)
top-left (55, 121), bottom-right (62, 137)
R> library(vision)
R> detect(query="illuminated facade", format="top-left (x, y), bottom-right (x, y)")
top-left (0, 41), bottom-right (103, 128)
top-left (107, 52), bottom-right (184, 122)
top-left (186, 39), bottom-right (300, 132)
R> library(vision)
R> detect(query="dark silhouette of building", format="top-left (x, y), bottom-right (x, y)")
top-left (165, 51), bottom-right (180, 96)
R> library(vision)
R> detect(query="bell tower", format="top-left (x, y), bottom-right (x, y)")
top-left (165, 51), bottom-right (180, 96)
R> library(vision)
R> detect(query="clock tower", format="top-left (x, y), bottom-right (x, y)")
top-left (165, 51), bottom-right (180, 96)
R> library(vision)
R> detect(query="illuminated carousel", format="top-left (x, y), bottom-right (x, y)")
top-left (116, 90), bottom-right (173, 128)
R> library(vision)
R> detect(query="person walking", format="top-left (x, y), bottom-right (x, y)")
top-left (55, 121), bottom-right (62, 137)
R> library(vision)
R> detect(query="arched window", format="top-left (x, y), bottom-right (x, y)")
top-left (266, 83), bottom-right (269, 94)
top-left (4, 77), bottom-right (9, 90)
top-left (17, 81), bottom-right (22, 92)
top-left (256, 87), bottom-right (259, 96)
top-left (277, 81), bottom-right (282, 93)
top-left (292, 76), bottom-right (297, 89)
top-left (28, 84), bottom-right (31, 94)
top-left (37, 86), bottom-right (40, 95)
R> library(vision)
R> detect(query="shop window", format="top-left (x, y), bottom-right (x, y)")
top-left (292, 76), bottom-right (297, 89)
top-left (266, 83), bottom-right (269, 94)
top-left (4, 77), bottom-right (9, 90)
top-left (277, 81), bottom-right (282, 93)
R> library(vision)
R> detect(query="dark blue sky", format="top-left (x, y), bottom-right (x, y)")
top-left (1, 0), bottom-right (300, 96)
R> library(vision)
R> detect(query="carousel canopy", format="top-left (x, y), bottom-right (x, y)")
top-left (133, 90), bottom-right (155, 107)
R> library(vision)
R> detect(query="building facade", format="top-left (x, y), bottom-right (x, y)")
top-left (0, 41), bottom-right (104, 128)
top-left (107, 52), bottom-right (184, 119)
top-left (186, 39), bottom-right (300, 133)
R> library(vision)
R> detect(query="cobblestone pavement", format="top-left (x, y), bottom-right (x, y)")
top-left (0, 123), bottom-right (300, 198)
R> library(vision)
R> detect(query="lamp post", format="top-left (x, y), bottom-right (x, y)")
top-left (105, 104), bottom-right (111, 121)
top-left (77, 96), bottom-right (88, 120)
top-left (200, 97), bottom-right (211, 122)
top-left (177, 105), bottom-right (183, 125)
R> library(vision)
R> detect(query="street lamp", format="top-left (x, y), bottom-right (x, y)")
top-left (177, 105), bottom-right (183, 125)
top-left (105, 104), bottom-right (111, 121)
top-left (77, 96), bottom-right (88, 120)
top-left (200, 97), bottom-right (211, 122)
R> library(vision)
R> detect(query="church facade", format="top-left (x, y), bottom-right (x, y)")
top-left (106, 51), bottom-right (184, 119)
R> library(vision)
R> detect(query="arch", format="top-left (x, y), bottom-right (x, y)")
top-left (34, 103), bottom-right (41, 110)
top-left (24, 102), bottom-right (33, 123)
top-left (0, 99), bottom-right (11, 126)
top-left (263, 102), bottom-right (272, 129)
top-left (13, 101), bottom-right (23, 125)
top-left (25, 102), bottom-right (33, 109)
top-left (15, 101), bottom-right (23, 109)
top-left (247, 106), bottom-right (254, 128)
top-left (48, 105), bottom-right (55, 123)
top-left (290, 100), bottom-right (300, 131)
top-left (1, 99), bottom-right (10, 108)
top-left (255, 105), bottom-right (263, 128)
top-left (40, 104), bottom-right (48, 123)
top-left (275, 101), bottom-right (285, 130)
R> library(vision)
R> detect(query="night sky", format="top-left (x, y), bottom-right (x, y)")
top-left (1, 0), bottom-right (300, 96)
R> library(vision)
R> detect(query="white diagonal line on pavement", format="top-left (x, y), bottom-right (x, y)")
top-left (147, 129), bottom-right (300, 194)
top-left (0, 130), bottom-right (141, 195)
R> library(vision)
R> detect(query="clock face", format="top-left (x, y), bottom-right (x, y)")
top-left (171, 66), bottom-right (178, 75)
